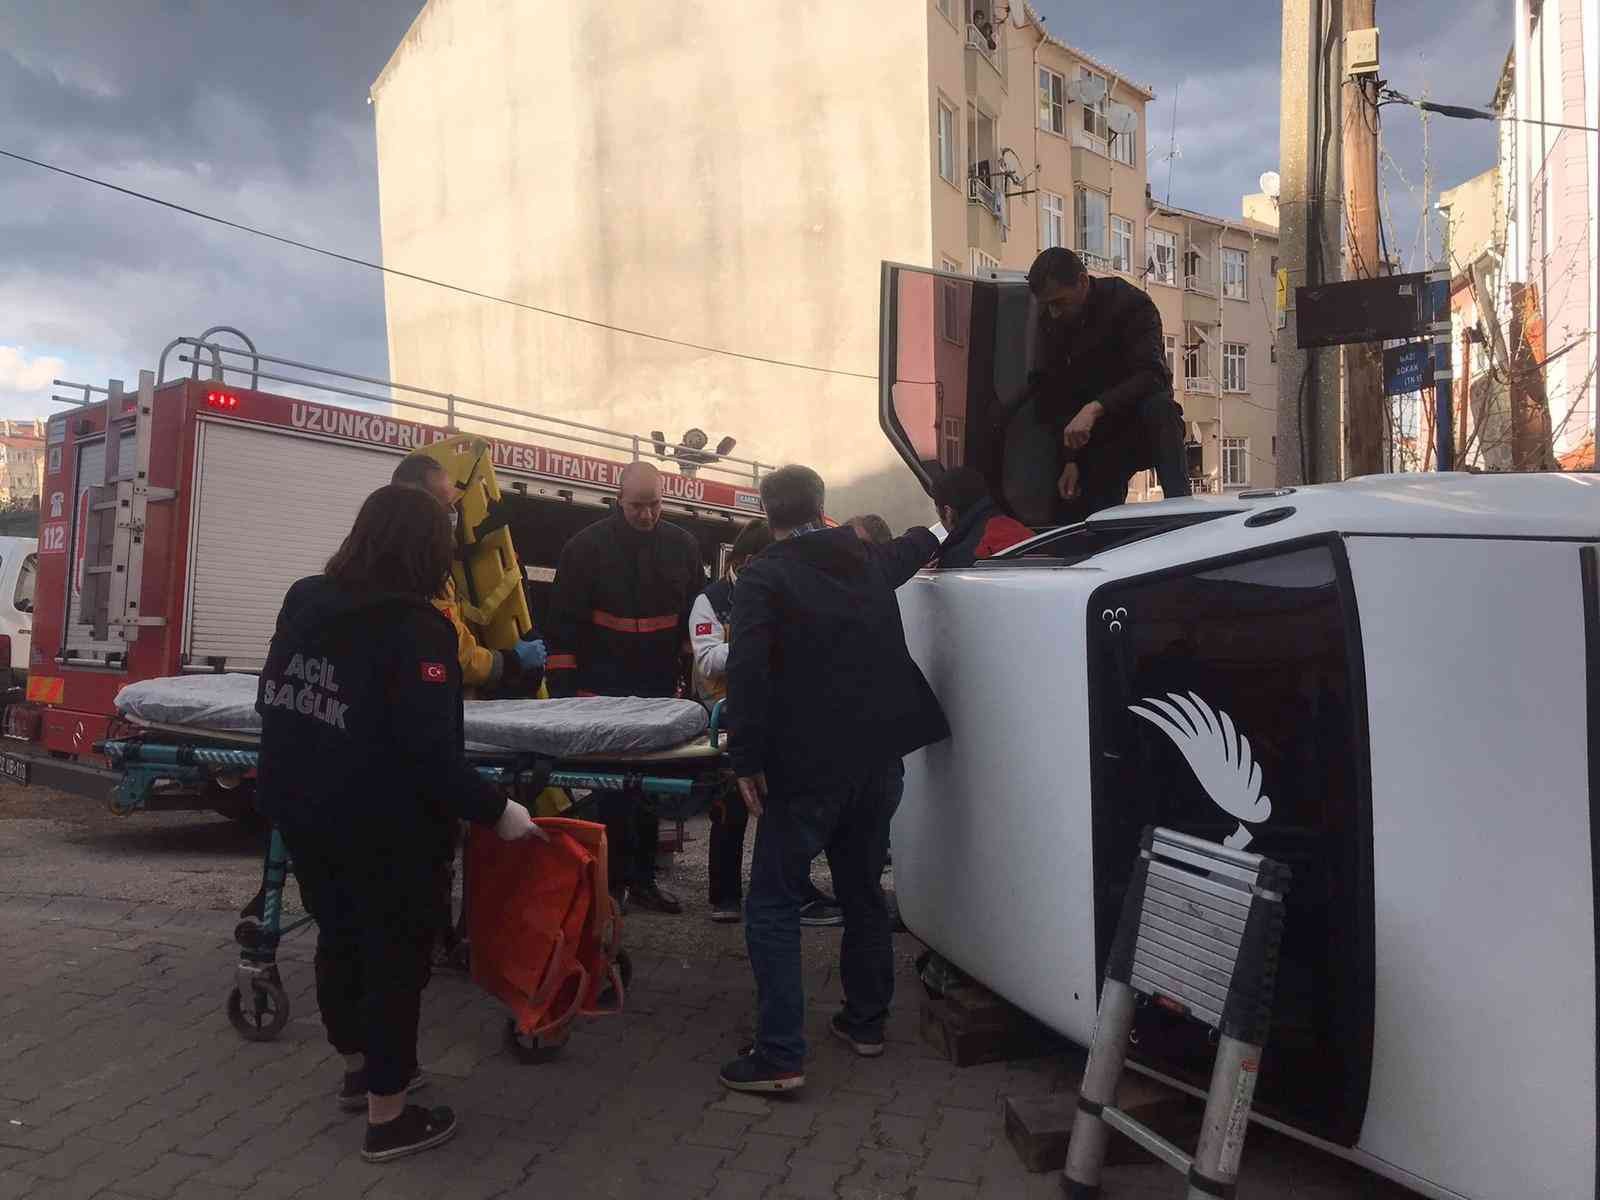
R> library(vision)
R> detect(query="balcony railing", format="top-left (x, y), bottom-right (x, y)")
top-left (1184, 376), bottom-right (1217, 395)
top-left (1079, 250), bottom-right (1115, 274)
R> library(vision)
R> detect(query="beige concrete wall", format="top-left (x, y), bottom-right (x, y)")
top-left (1439, 167), bottom-right (1500, 266)
top-left (372, 0), bottom-right (937, 530)
top-left (929, 1), bottom-right (974, 270)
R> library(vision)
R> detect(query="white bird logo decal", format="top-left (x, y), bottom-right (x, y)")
top-left (1128, 691), bottom-right (1272, 849)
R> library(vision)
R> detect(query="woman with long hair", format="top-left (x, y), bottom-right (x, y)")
top-left (255, 484), bottom-right (540, 1163)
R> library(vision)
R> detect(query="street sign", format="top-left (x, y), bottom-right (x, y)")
top-left (1383, 341), bottom-right (1432, 396)
top-left (1295, 272), bottom-right (1430, 348)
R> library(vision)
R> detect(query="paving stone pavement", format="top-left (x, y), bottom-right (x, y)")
top-left (0, 894), bottom-right (1414, 1199)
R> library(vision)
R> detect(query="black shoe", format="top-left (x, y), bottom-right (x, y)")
top-left (709, 904), bottom-right (742, 924)
top-left (338, 1068), bottom-right (428, 1113)
top-left (799, 899), bottom-right (843, 927)
top-left (719, 1053), bottom-right (805, 1093)
top-left (361, 1105), bottom-right (459, 1162)
top-left (629, 881), bottom-right (683, 915)
top-left (830, 1013), bottom-right (885, 1059)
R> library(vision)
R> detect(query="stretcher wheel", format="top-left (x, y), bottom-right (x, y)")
top-left (505, 1019), bottom-right (568, 1065)
top-left (228, 977), bottom-right (290, 1042)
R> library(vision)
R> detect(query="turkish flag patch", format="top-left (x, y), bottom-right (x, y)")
top-left (695, 622), bottom-right (713, 637)
top-left (420, 662), bottom-right (447, 684)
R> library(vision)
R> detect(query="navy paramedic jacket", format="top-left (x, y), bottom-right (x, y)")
top-left (727, 526), bottom-right (949, 786)
top-left (255, 574), bottom-right (506, 834)
top-left (545, 512), bottom-right (704, 699)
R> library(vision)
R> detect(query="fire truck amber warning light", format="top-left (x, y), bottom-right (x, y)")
top-left (206, 391), bottom-right (240, 410)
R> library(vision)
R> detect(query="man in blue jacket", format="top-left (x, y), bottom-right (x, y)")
top-left (720, 466), bottom-right (950, 1093)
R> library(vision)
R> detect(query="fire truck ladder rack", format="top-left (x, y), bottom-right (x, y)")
top-left (1062, 827), bottom-right (1291, 1200)
top-left (148, 327), bottom-right (777, 491)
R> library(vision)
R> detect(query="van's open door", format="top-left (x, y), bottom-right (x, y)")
top-left (878, 262), bottom-right (1060, 525)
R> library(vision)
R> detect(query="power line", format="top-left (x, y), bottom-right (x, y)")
top-left (1379, 88), bottom-right (1600, 133)
top-left (0, 147), bottom-right (879, 383)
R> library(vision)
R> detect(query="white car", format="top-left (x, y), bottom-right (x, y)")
top-left (879, 261), bottom-right (1599, 1200)
top-left (0, 534), bottom-right (37, 685)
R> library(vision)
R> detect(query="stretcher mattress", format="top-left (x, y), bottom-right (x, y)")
top-left (115, 675), bottom-right (711, 758)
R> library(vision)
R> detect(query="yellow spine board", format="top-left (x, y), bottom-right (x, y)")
top-left (414, 434), bottom-right (532, 652)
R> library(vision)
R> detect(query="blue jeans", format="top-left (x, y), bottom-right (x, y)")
top-left (745, 765), bottom-right (897, 1071)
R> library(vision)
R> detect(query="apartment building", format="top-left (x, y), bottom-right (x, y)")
top-left (945, 3), bottom-right (1279, 494)
top-left (0, 421), bottom-right (46, 506)
top-left (371, 0), bottom-right (1276, 526)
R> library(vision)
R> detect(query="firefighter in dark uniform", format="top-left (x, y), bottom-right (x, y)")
top-left (545, 462), bottom-right (704, 915)
top-left (1026, 247), bottom-right (1192, 518)
top-left (256, 484), bottom-right (542, 1164)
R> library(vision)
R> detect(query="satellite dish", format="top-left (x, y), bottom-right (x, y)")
top-left (1065, 75), bottom-right (1109, 106)
top-left (1106, 103), bottom-right (1138, 136)
top-left (1259, 170), bottom-right (1281, 199)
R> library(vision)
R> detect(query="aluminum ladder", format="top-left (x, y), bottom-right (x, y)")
top-left (1063, 826), bottom-right (1290, 1199)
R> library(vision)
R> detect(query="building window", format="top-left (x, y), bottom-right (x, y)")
top-left (1221, 247), bottom-right (1249, 300)
top-left (1147, 228), bottom-right (1177, 285)
top-left (940, 260), bottom-right (964, 345)
top-left (1163, 334), bottom-right (1177, 378)
top-left (1222, 342), bottom-right (1248, 392)
top-left (1184, 335), bottom-right (1208, 387)
top-left (970, 248), bottom-right (1000, 276)
top-left (1109, 116), bottom-right (1136, 166)
top-left (1075, 187), bottom-right (1109, 263)
top-left (1222, 436), bottom-right (1250, 486)
top-left (1110, 216), bottom-right (1134, 273)
top-left (937, 100), bottom-right (958, 184)
top-left (1080, 68), bottom-right (1109, 142)
top-left (1039, 191), bottom-right (1065, 249)
top-left (1270, 338), bottom-right (1277, 364)
top-left (942, 415), bottom-right (965, 464)
top-left (1038, 67), bottom-right (1066, 135)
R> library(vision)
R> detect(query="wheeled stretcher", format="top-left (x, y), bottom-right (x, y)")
top-left (101, 676), bottom-right (730, 1047)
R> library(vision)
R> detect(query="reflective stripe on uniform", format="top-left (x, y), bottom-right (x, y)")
top-left (590, 610), bottom-right (680, 634)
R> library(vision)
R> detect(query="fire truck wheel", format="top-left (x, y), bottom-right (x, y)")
top-left (227, 978), bottom-right (290, 1042)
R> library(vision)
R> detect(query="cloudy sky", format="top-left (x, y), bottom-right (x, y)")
top-left (0, 1), bottom-right (1508, 421)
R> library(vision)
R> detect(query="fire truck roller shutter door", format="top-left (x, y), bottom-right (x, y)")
top-left (186, 422), bottom-right (398, 671)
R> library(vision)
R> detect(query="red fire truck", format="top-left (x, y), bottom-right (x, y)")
top-left (0, 328), bottom-right (768, 816)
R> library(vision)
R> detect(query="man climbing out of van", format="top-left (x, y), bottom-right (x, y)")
top-left (720, 466), bottom-right (949, 1093)
top-left (1026, 247), bottom-right (1191, 518)
top-left (546, 462), bottom-right (704, 916)
top-left (930, 467), bottom-right (1034, 568)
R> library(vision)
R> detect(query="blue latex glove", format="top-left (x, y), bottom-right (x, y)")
top-left (512, 638), bottom-right (547, 671)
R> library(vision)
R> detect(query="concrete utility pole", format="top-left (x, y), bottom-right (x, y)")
top-left (1277, 0), bottom-right (1344, 485)
top-left (1341, 1), bottom-right (1384, 476)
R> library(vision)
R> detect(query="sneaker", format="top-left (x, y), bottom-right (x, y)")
top-left (629, 881), bottom-right (683, 915)
top-left (830, 1013), bottom-right (885, 1059)
top-left (709, 904), bottom-right (742, 924)
top-left (719, 1052), bottom-right (805, 1093)
top-left (799, 899), bottom-right (844, 927)
top-left (361, 1104), bottom-right (459, 1163)
top-left (338, 1068), bottom-right (428, 1113)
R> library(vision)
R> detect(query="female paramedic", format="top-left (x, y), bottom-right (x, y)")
top-left (255, 484), bottom-right (541, 1163)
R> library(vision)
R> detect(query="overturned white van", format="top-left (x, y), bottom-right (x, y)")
top-left (880, 261), bottom-right (1600, 1200)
